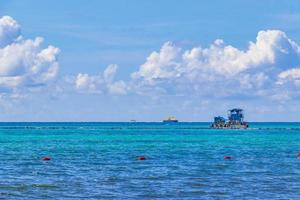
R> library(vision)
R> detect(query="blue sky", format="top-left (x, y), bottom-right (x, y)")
top-left (1, 0), bottom-right (300, 121)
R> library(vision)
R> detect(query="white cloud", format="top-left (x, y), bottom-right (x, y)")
top-left (75, 73), bottom-right (103, 93)
top-left (131, 30), bottom-right (300, 99)
top-left (277, 67), bottom-right (300, 86)
top-left (108, 80), bottom-right (128, 95)
top-left (68, 29), bottom-right (300, 103)
top-left (182, 30), bottom-right (300, 77)
top-left (103, 64), bottom-right (118, 83)
top-left (278, 68), bottom-right (300, 79)
top-left (0, 16), bottom-right (60, 93)
top-left (131, 42), bottom-right (182, 83)
top-left (75, 64), bottom-right (128, 95)
top-left (0, 16), bottom-right (21, 47)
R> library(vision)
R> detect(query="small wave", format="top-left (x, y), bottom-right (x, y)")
top-left (32, 184), bottom-right (59, 189)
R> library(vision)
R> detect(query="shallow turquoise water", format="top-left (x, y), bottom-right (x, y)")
top-left (0, 122), bottom-right (299, 199)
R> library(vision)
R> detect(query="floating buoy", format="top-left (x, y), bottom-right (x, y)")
top-left (136, 156), bottom-right (146, 160)
top-left (42, 156), bottom-right (51, 161)
top-left (297, 153), bottom-right (300, 158)
top-left (224, 156), bottom-right (232, 160)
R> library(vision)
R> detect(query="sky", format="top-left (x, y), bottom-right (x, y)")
top-left (1, 0), bottom-right (300, 121)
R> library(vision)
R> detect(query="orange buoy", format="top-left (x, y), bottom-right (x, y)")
top-left (224, 156), bottom-right (232, 160)
top-left (42, 156), bottom-right (51, 161)
top-left (297, 153), bottom-right (300, 158)
top-left (136, 156), bottom-right (146, 160)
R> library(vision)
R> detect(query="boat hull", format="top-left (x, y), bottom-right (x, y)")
top-left (163, 120), bottom-right (178, 123)
top-left (211, 123), bottom-right (249, 129)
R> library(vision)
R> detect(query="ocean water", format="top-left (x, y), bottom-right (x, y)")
top-left (0, 122), bottom-right (300, 199)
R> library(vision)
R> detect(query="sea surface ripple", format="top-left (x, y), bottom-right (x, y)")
top-left (0, 122), bottom-right (299, 199)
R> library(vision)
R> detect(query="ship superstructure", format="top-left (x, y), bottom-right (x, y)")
top-left (163, 116), bottom-right (178, 123)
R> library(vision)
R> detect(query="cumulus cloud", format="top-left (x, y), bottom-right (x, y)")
top-left (75, 73), bottom-right (103, 93)
top-left (131, 30), bottom-right (300, 99)
top-left (0, 16), bottom-right (60, 93)
top-left (75, 64), bottom-right (128, 95)
top-left (0, 16), bottom-right (21, 47)
top-left (131, 42), bottom-right (181, 83)
top-left (68, 29), bottom-right (300, 103)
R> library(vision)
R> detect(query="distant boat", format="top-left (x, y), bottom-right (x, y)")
top-left (163, 116), bottom-right (178, 123)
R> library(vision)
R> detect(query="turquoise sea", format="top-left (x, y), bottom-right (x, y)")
top-left (0, 122), bottom-right (300, 199)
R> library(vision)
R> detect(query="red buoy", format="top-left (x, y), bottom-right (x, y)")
top-left (297, 153), bottom-right (300, 158)
top-left (224, 156), bottom-right (232, 160)
top-left (136, 156), bottom-right (146, 160)
top-left (42, 156), bottom-right (51, 161)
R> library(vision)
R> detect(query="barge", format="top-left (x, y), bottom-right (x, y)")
top-left (211, 108), bottom-right (249, 129)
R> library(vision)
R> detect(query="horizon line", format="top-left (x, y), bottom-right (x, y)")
top-left (0, 121), bottom-right (299, 123)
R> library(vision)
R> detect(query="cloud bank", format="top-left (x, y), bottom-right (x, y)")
top-left (2, 15), bottom-right (300, 118)
top-left (0, 16), bottom-right (60, 94)
top-left (131, 30), bottom-right (300, 100)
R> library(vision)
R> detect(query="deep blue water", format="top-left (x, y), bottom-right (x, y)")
top-left (0, 122), bottom-right (300, 199)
